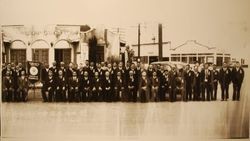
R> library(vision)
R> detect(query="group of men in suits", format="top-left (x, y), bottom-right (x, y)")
top-left (2, 60), bottom-right (245, 102)
top-left (183, 62), bottom-right (244, 101)
top-left (2, 63), bottom-right (28, 102)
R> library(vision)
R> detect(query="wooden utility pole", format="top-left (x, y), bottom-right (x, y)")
top-left (158, 23), bottom-right (163, 61)
top-left (138, 24), bottom-right (141, 58)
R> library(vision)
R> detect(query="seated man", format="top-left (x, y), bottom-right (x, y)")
top-left (17, 71), bottom-right (29, 102)
top-left (2, 71), bottom-right (14, 102)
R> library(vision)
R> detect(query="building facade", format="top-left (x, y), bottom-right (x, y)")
top-left (1, 25), bottom-right (121, 67)
top-left (131, 40), bottom-right (234, 66)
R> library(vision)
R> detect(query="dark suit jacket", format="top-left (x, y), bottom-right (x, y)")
top-left (232, 67), bottom-right (244, 85)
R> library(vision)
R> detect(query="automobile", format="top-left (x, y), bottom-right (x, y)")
top-left (151, 61), bottom-right (189, 70)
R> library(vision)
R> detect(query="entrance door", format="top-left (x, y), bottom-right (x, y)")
top-left (55, 49), bottom-right (71, 67)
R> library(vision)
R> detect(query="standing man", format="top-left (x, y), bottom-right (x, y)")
top-left (212, 64), bottom-right (219, 100)
top-left (169, 67), bottom-right (177, 102)
top-left (200, 63), bottom-right (212, 101)
top-left (50, 61), bottom-right (58, 78)
top-left (41, 63), bottom-right (50, 102)
top-left (193, 66), bottom-right (201, 101)
top-left (184, 64), bottom-right (194, 101)
top-left (232, 62), bottom-right (244, 101)
top-left (219, 63), bottom-right (231, 101)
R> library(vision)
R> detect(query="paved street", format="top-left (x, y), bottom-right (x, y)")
top-left (1, 69), bottom-right (249, 141)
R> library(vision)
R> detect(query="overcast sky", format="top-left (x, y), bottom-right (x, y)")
top-left (0, 0), bottom-right (249, 60)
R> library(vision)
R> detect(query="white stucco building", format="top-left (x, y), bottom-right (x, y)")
top-left (1, 25), bottom-right (121, 67)
top-left (131, 40), bottom-right (235, 66)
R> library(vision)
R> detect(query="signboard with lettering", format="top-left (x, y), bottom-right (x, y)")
top-left (27, 61), bottom-right (41, 83)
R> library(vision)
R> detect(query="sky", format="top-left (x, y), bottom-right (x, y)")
top-left (0, 0), bottom-right (250, 60)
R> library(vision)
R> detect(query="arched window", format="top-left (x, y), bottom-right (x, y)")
top-left (10, 40), bottom-right (27, 66)
top-left (31, 40), bottom-right (50, 65)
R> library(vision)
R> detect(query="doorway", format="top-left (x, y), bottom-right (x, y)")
top-left (55, 49), bottom-right (71, 67)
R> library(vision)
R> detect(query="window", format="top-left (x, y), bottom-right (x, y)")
top-left (149, 56), bottom-right (158, 64)
top-left (198, 57), bottom-right (205, 64)
top-left (162, 57), bottom-right (169, 61)
top-left (224, 57), bottom-right (230, 63)
top-left (216, 57), bottom-right (223, 66)
top-left (189, 57), bottom-right (197, 64)
top-left (32, 49), bottom-right (49, 65)
top-left (207, 56), bottom-right (214, 63)
top-left (181, 57), bottom-right (187, 63)
top-left (171, 57), bottom-right (180, 62)
top-left (10, 49), bottom-right (26, 66)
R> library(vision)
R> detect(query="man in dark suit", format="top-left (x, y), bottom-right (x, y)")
top-left (200, 63), bottom-right (212, 101)
top-left (17, 70), bottom-right (29, 102)
top-left (68, 71), bottom-right (79, 102)
top-left (44, 70), bottom-right (55, 102)
top-left (232, 62), bottom-right (244, 101)
top-left (169, 67), bottom-right (178, 102)
top-left (2, 71), bottom-right (14, 102)
top-left (49, 61), bottom-right (58, 78)
top-left (219, 63), bottom-right (231, 101)
top-left (184, 64), bottom-right (194, 101)
top-left (103, 71), bottom-right (113, 102)
top-left (212, 64), bottom-right (219, 100)
top-left (95, 63), bottom-right (105, 80)
top-left (193, 66), bottom-right (201, 101)
top-left (159, 70), bottom-right (169, 101)
top-left (80, 71), bottom-right (90, 102)
top-left (127, 70), bottom-right (137, 102)
top-left (91, 72), bottom-right (103, 102)
top-left (55, 70), bottom-right (67, 102)
top-left (41, 63), bottom-right (50, 102)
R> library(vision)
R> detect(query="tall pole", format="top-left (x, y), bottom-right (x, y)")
top-left (158, 23), bottom-right (163, 61)
top-left (138, 24), bottom-right (141, 58)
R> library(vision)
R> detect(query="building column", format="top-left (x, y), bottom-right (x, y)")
top-left (214, 53), bottom-right (217, 65)
top-left (49, 47), bottom-right (54, 67)
top-left (26, 45), bottom-right (32, 61)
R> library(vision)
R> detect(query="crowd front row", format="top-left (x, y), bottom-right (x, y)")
top-left (2, 61), bottom-right (244, 103)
